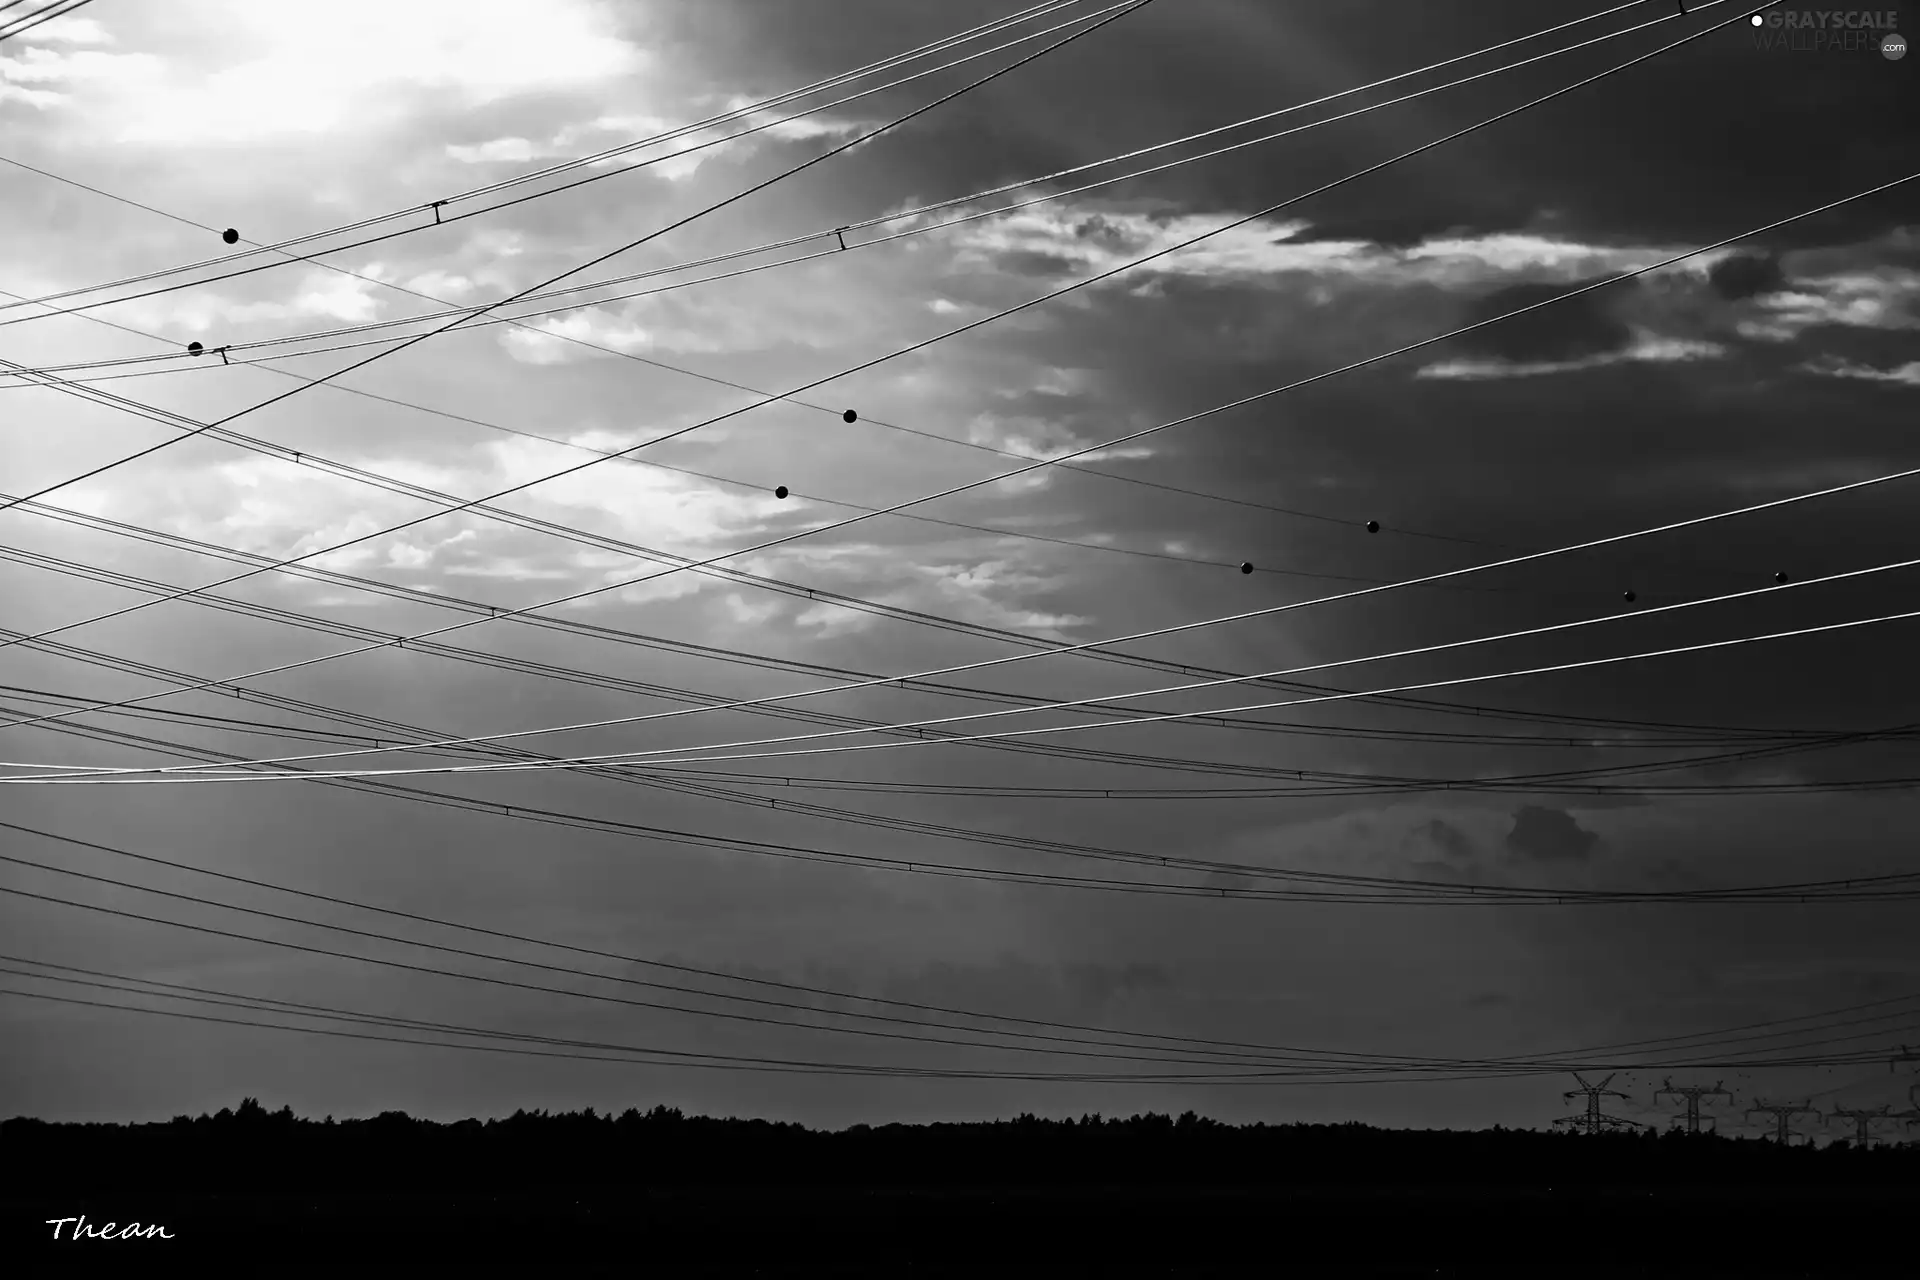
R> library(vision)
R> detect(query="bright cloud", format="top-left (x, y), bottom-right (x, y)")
top-left (20, 0), bottom-right (646, 145)
top-left (1414, 331), bottom-right (1727, 381)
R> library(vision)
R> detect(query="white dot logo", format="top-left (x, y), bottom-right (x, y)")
top-left (1885, 33), bottom-right (1908, 59)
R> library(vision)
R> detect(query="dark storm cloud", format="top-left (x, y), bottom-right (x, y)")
top-left (1414, 817), bottom-right (1477, 863)
top-left (1448, 276), bottom-right (1638, 364)
top-left (1708, 251), bottom-right (1787, 301)
top-left (641, 0), bottom-right (1917, 258)
top-left (1505, 806), bottom-right (1600, 864)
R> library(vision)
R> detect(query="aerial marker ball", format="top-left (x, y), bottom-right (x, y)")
top-left (1774, 570), bottom-right (1790, 585)
top-left (842, 409), bottom-right (858, 424)
top-left (187, 341), bottom-right (204, 355)
top-left (1365, 520), bottom-right (1380, 533)
top-left (774, 485), bottom-right (789, 499)
top-left (222, 228), bottom-right (239, 245)
top-left (1622, 590), bottom-right (1636, 604)
top-left (1240, 562), bottom-right (1254, 575)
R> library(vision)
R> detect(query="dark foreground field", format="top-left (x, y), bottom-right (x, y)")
top-left (5, 1104), bottom-right (1914, 1274)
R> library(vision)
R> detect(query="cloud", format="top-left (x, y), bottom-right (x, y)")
top-left (122, 269), bottom-right (390, 336)
top-left (1707, 252), bottom-right (1786, 301)
top-left (445, 137), bottom-right (541, 165)
top-left (1504, 807), bottom-right (1600, 864)
top-left (963, 411), bottom-right (1154, 478)
top-left (1739, 269), bottom-right (1920, 342)
top-left (119, 0), bottom-right (645, 145)
top-left (1798, 357), bottom-right (1920, 387)
top-left (945, 207), bottom-right (1672, 297)
top-left (0, 43), bottom-right (157, 109)
top-left (1413, 818), bottom-right (1476, 863)
top-left (13, 14), bottom-right (113, 45)
top-left (1415, 330), bottom-right (1726, 381)
top-left (1447, 278), bottom-right (1637, 365)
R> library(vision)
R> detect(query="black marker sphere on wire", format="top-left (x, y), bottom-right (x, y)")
top-left (842, 409), bottom-right (858, 424)
top-left (187, 342), bottom-right (204, 355)
top-left (1240, 562), bottom-right (1254, 575)
top-left (222, 228), bottom-right (239, 245)
top-left (1775, 570), bottom-right (1790, 585)
top-left (1365, 520), bottom-right (1379, 533)
top-left (1622, 590), bottom-right (1636, 604)
top-left (774, 486), bottom-right (789, 499)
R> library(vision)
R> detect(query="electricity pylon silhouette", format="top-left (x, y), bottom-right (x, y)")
top-left (1746, 1098), bottom-right (1819, 1145)
top-left (1827, 1104), bottom-right (1894, 1147)
top-left (1893, 1046), bottom-right (1920, 1106)
top-left (1555, 1072), bottom-right (1638, 1136)
top-left (1653, 1078), bottom-right (1732, 1134)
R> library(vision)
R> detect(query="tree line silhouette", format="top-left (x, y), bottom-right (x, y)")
top-left (7, 1098), bottom-right (1917, 1196)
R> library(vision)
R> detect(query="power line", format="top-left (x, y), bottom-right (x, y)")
top-left (0, 837), bottom-right (1884, 1075)
top-left (0, 2), bottom-right (1144, 333)
top-left (0, 6), bottom-right (1766, 706)
top-left (31, 538), bottom-right (1902, 804)
top-left (480, 606), bottom-right (1920, 774)
top-left (4, 676), bottom-right (1888, 760)
top-left (3, 879), bottom-right (1916, 1076)
top-left (0, 864), bottom-right (1303, 1070)
top-left (10, 689), bottom-right (1920, 907)
top-left (11, 982), bottom-right (1905, 1087)
top-left (0, 0), bottom-right (1107, 320)
top-left (14, 680), bottom-right (1920, 910)
top-left (27, 547), bottom-right (1912, 783)
top-left (0, 0), bottom-right (92, 43)
top-left (0, 0), bottom-right (1689, 385)
top-left (6, 959), bottom-right (1914, 1091)
top-left (0, 1), bottom-right (1151, 541)
top-left (12, 150), bottom-right (1891, 771)
top-left (3, 819), bottom-right (1915, 1088)
top-left (0, 478), bottom-right (1868, 751)
top-left (0, 366), bottom-right (1608, 600)
top-left (0, 281), bottom-right (1539, 572)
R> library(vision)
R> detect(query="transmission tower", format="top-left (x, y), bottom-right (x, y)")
top-left (1554, 1072), bottom-right (1639, 1136)
top-left (1746, 1098), bottom-right (1820, 1145)
top-left (1653, 1078), bottom-right (1733, 1134)
top-left (1889, 1053), bottom-right (1920, 1139)
top-left (1828, 1104), bottom-right (1894, 1147)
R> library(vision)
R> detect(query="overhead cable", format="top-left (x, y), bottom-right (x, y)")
top-left (0, 8), bottom-right (1806, 751)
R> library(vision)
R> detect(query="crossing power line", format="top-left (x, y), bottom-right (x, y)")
top-left (10, 166), bottom-right (1910, 778)
top-left (0, 0), bottom-right (1118, 323)
top-left (0, 5), bottom-right (1776, 714)
top-left (0, 0), bottom-right (1699, 385)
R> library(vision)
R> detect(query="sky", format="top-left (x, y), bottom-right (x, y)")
top-left (1, 0), bottom-right (1918, 1136)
